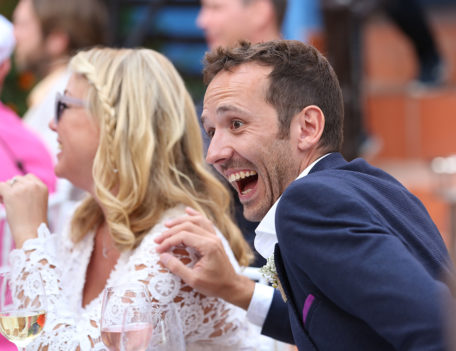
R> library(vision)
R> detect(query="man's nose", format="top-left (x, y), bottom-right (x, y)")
top-left (205, 131), bottom-right (233, 166)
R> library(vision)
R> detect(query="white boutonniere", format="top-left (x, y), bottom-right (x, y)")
top-left (260, 255), bottom-right (287, 302)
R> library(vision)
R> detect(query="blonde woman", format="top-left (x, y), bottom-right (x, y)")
top-left (0, 48), bottom-right (258, 350)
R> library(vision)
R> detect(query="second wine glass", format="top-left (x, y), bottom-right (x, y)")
top-left (148, 303), bottom-right (185, 351)
top-left (100, 283), bottom-right (153, 351)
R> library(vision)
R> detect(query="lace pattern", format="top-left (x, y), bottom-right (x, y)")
top-left (8, 206), bottom-right (259, 350)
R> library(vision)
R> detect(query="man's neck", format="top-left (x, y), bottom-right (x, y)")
top-left (298, 149), bottom-right (328, 176)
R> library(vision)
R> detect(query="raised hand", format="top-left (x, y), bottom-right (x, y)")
top-left (154, 207), bottom-right (254, 310)
top-left (0, 174), bottom-right (48, 248)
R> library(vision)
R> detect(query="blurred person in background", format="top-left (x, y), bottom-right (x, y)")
top-left (12, 0), bottom-right (109, 232)
top-left (0, 13), bottom-right (55, 351)
top-left (197, 0), bottom-right (286, 50)
top-left (13, 0), bottom-right (108, 159)
top-left (197, 0), bottom-right (288, 268)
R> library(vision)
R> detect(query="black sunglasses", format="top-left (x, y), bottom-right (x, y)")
top-left (55, 92), bottom-right (86, 123)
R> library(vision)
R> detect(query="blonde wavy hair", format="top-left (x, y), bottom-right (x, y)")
top-left (68, 47), bottom-right (252, 266)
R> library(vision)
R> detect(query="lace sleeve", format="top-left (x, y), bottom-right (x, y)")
top-left (8, 224), bottom-right (103, 351)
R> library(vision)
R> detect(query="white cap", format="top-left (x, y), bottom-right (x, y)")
top-left (0, 15), bottom-right (15, 64)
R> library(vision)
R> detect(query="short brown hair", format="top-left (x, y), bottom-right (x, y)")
top-left (32, 0), bottom-right (108, 54)
top-left (203, 40), bottom-right (344, 152)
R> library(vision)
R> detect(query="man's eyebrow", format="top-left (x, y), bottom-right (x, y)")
top-left (201, 104), bottom-right (247, 127)
top-left (216, 104), bottom-right (245, 115)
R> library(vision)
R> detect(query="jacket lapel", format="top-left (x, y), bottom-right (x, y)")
top-left (274, 244), bottom-right (291, 303)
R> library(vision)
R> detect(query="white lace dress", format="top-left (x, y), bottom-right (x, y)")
top-left (8, 206), bottom-right (259, 350)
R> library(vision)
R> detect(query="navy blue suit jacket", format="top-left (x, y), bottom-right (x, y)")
top-left (262, 153), bottom-right (453, 350)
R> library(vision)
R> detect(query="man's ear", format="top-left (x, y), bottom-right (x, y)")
top-left (292, 105), bottom-right (325, 152)
top-left (45, 30), bottom-right (70, 58)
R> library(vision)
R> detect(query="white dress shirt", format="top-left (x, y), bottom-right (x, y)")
top-left (246, 154), bottom-right (330, 327)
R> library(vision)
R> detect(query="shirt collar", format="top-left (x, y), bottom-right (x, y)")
top-left (254, 153), bottom-right (330, 259)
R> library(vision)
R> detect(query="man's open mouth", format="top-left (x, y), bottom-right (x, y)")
top-left (228, 170), bottom-right (258, 195)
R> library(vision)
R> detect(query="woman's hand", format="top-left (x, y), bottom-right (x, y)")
top-left (0, 174), bottom-right (49, 248)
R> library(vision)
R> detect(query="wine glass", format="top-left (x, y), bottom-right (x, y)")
top-left (0, 270), bottom-right (47, 351)
top-left (100, 283), bottom-right (153, 351)
top-left (148, 303), bottom-right (185, 351)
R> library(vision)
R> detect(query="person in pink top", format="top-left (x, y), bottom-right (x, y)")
top-left (0, 14), bottom-right (56, 350)
top-left (0, 102), bottom-right (56, 189)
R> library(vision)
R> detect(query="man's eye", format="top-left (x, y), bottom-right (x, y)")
top-left (231, 120), bottom-right (243, 129)
top-left (205, 129), bottom-right (215, 138)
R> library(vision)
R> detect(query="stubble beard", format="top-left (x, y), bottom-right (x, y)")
top-left (15, 49), bottom-right (50, 78)
top-left (244, 139), bottom-right (296, 222)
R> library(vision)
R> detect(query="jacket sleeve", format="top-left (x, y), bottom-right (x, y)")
top-left (261, 289), bottom-right (295, 344)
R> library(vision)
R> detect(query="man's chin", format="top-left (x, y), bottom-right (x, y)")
top-left (243, 207), bottom-right (265, 223)
top-left (15, 54), bottom-right (47, 75)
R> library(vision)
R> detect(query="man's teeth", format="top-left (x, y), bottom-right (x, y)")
top-left (228, 171), bottom-right (257, 183)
